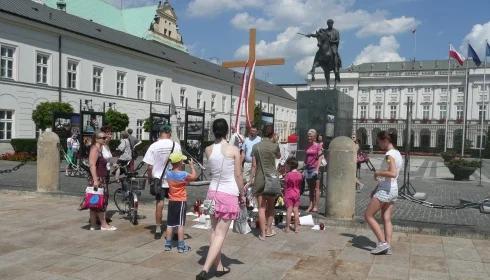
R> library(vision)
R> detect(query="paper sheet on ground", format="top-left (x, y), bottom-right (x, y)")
top-left (299, 215), bottom-right (315, 226)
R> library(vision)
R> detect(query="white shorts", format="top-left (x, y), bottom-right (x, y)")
top-left (373, 184), bottom-right (398, 203)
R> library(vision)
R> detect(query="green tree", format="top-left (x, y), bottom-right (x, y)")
top-left (104, 109), bottom-right (129, 132)
top-left (253, 104), bottom-right (262, 130)
top-left (453, 133), bottom-right (473, 155)
top-left (143, 117), bottom-right (152, 132)
top-left (483, 129), bottom-right (490, 159)
top-left (32, 102), bottom-right (73, 130)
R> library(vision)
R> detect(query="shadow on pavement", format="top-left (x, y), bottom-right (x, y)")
top-left (196, 245), bottom-right (244, 268)
top-left (341, 233), bottom-right (376, 251)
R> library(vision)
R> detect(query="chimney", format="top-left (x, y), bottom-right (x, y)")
top-left (56, 0), bottom-right (66, 11)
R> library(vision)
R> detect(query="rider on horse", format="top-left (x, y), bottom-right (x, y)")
top-left (306, 19), bottom-right (342, 86)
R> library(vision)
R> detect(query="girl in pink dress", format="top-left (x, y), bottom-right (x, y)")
top-left (284, 158), bottom-right (303, 233)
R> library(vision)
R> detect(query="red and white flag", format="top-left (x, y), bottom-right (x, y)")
top-left (234, 64), bottom-right (248, 132)
top-left (449, 44), bottom-right (464, 66)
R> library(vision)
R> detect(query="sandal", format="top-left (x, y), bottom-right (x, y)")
top-left (215, 266), bottom-right (231, 277)
top-left (101, 226), bottom-right (117, 231)
top-left (266, 230), bottom-right (277, 237)
top-left (196, 270), bottom-right (208, 280)
top-left (258, 235), bottom-right (266, 241)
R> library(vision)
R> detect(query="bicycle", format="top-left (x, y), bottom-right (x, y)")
top-left (112, 162), bottom-right (146, 225)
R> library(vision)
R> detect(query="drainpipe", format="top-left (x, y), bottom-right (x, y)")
top-left (58, 35), bottom-right (62, 102)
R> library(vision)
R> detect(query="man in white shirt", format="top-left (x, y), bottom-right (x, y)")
top-left (143, 124), bottom-right (181, 239)
top-left (243, 127), bottom-right (261, 183)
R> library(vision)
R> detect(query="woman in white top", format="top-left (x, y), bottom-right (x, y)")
top-left (197, 119), bottom-right (244, 280)
top-left (364, 131), bottom-right (403, 255)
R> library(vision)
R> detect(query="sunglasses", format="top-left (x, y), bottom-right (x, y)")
top-left (97, 136), bottom-right (107, 140)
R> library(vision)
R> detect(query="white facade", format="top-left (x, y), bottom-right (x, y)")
top-left (0, 6), bottom-right (296, 151)
top-left (282, 61), bottom-right (489, 151)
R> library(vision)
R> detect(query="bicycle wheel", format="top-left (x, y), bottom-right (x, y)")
top-left (113, 188), bottom-right (127, 213)
top-left (128, 193), bottom-right (138, 225)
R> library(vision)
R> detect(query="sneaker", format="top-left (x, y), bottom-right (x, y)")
top-left (386, 247), bottom-right (392, 255)
top-left (371, 242), bottom-right (390, 255)
top-left (164, 240), bottom-right (172, 251)
top-left (177, 241), bottom-right (191, 253)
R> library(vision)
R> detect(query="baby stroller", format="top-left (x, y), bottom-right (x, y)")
top-left (62, 148), bottom-right (89, 177)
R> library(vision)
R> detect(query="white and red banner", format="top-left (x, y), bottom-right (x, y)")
top-left (449, 44), bottom-right (464, 66)
top-left (234, 60), bottom-right (256, 131)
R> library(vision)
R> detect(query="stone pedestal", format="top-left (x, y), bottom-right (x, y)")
top-left (326, 136), bottom-right (356, 219)
top-left (37, 131), bottom-right (60, 192)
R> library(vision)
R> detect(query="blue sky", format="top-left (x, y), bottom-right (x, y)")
top-left (112, 0), bottom-right (490, 84)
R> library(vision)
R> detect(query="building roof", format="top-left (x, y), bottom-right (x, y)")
top-left (42, 0), bottom-right (187, 52)
top-left (346, 59), bottom-right (478, 73)
top-left (1, 0), bottom-right (294, 102)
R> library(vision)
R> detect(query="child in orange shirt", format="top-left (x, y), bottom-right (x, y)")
top-left (164, 152), bottom-right (197, 253)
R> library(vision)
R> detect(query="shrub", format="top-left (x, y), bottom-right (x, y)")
top-left (441, 151), bottom-right (457, 162)
top-left (104, 109), bottom-right (129, 133)
top-left (445, 159), bottom-right (480, 169)
top-left (32, 102), bottom-right (74, 130)
top-left (10, 139), bottom-right (37, 155)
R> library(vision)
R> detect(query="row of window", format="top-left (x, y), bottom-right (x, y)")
top-left (360, 87), bottom-right (466, 94)
top-left (358, 105), bottom-right (487, 120)
top-left (0, 44), bottom-right (294, 120)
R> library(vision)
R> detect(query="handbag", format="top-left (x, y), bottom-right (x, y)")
top-left (80, 186), bottom-right (105, 210)
top-left (233, 205), bottom-right (251, 234)
top-left (149, 142), bottom-right (175, 196)
top-left (203, 153), bottom-right (225, 215)
top-left (257, 145), bottom-right (282, 197)
top-left (357, 151), bottom-right (368, 164)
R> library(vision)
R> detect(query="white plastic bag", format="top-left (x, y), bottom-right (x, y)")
top-left (233, 206), bottom-right (251, 234)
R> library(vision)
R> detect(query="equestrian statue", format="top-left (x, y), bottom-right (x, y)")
top-left (300, 19), bottom-right (342, 89)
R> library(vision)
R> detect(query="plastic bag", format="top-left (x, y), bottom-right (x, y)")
top-left (233, 205), bottom-right (251, 234)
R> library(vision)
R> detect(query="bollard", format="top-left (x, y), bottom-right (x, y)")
top-left (326, 136), bottom-right (356, 220)
top-left (37, 131), bottom-right (60, 192)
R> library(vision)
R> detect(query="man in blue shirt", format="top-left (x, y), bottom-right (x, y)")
top-left (243, 126), bottom-right (261, 183)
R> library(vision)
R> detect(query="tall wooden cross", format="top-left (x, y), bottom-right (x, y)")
top-left (222, 28), bottom-right (285, 123)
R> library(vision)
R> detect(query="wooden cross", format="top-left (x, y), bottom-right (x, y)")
top-left (222, 28), bottom-right (285, 123)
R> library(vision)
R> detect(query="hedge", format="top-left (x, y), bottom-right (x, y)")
top-left (10, 139), bottom-right (37, 155)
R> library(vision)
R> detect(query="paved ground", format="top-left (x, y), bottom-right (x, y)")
top-left (1, 155), bottom-right (490, 235)
top-left (1, 191), bottom-right (490, 280)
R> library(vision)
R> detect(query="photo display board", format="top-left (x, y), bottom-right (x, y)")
top-left (184, 110), bottom-right (205, 163)
top-left (149, 113), bottom-right (171, 142)
top-left (53, 112), bottom-right (81, 149)
top-left (80, 111), bottom-right (105, 157)
top-left (261, 112), bottom-right (275, 133)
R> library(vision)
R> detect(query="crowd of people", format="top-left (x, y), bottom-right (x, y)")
top-left (79, 118), bottom-right (402, 279)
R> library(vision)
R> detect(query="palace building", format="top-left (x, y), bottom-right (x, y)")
top-left (0, 0), bottom-right (296, 152)
top-left (281, 60), bottom-right (489, 152)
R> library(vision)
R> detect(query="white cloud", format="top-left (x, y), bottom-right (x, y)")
top-left (231, 13), bottom-right (276, 31)
top-left (187, 0), bottom-right (263, 17)
top-left (461, 21), bottom-right (490, 58)
top-left (188, 0), bottom-right (418, 78)
top-left (356, 16), bottom-right (419, 37)
top-left (353, 36), bottom-right (405, 65)
top-left (294, 55), bottom-right (315, 75)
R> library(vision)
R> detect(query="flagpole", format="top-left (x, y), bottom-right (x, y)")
top-left (462, 56), bottom-right (469, 156)
top-left (445, 46), bottom-right (451, 152)
top-left (479, 45), bottom-right (487, 186)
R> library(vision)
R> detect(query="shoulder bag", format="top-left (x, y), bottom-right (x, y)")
top-left (149, 141), bottom-right (175, 196)
top-left (203, 146), bottom-right (225, 215)
top-left (257, 144), bottom-right (282, 197)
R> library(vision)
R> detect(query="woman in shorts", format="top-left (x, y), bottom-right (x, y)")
top-left (304, 129), bottom-right (323, 212)
top-left (364, 131), bottom-right (402, 255)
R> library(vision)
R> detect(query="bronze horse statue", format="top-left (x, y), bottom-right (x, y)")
top-left (309, 35), bottom-right (341, 89)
